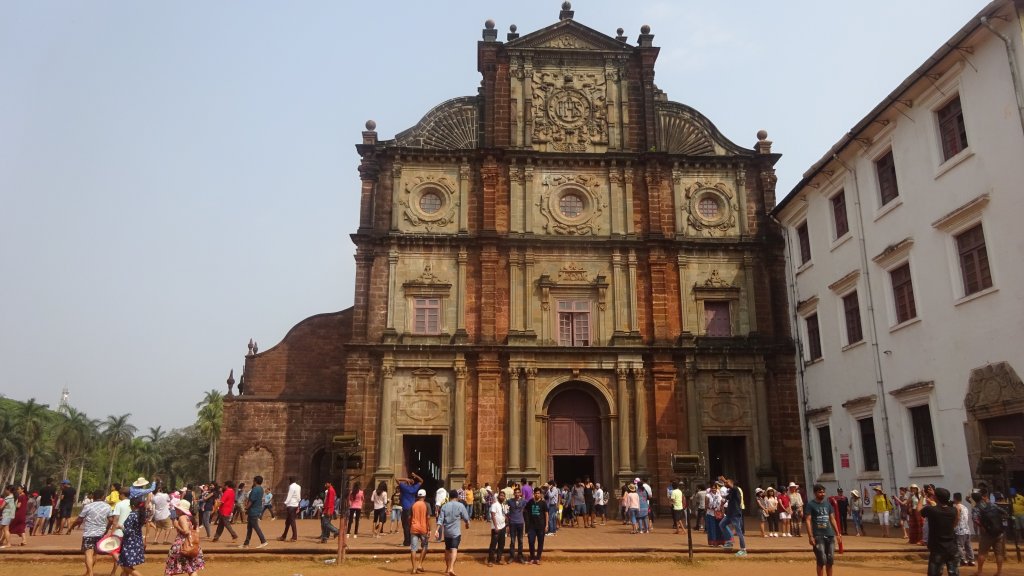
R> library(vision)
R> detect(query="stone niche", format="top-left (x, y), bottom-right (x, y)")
top-left (395, 368), bottom-right (452, 427)
top-left (235, 445), bottom-right (276, 486)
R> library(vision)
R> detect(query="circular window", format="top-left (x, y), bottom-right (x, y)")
top-left (697, 196), bottom-right (720, 220)
top-left (419, 191), bottom-right (443, 214)
top-left (559, 193), bottom-right (584, 218)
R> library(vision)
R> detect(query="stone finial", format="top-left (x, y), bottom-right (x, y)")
top-left (252, 341), bottom-right (259, 354)
top-left (363, 120), bottom-right (377, 145)
top-left (365, 120), bottom-right (377, 131)
top-left (482, 19), bottom-right (498, 41)
top-left (638, 24), bottom-right (654, 47)
top-left (559, 1), bottom-right (574, 20)
top-left (247, 338), bottom-right (254, 356)
top-left (226, 369), bottom-right (235, 396)
top-left (756, 130), bottom-right (773, 154)
top-left (507, 24), bottom-right (519, 41)
top-left (616, 27), bottom-right (627, 42)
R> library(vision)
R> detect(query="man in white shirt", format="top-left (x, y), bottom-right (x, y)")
top-left (278, 476), bottom-right (301, 542)
top-left (151, 486), bottom-right (172, 544)
top-left (487, 491), bottom-right (508, 566)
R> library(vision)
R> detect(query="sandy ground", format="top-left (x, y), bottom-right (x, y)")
top-left (4, 555), bottom-right (1024, 576)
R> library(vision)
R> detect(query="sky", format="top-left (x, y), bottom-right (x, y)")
top-left (0, 0), bottom-right (991, 432)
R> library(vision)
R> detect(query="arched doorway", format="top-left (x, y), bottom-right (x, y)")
top-left (547, 388), bottom-right (602, 485)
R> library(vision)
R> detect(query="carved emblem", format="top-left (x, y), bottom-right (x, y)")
top-left (684, 181), bottom-right (738, 237)
top-left (413, 264), bottom-right (447, 285)
top-left (702, 269), bottom-right (735, 288)
top-left (537, 174), bottom-right (606, 235)
top-left (540, 34), bottom-right (595, 49)
top-left (558, 263), bottom-right (589, 282)
top-left (700, 372), bottom-right (752, 427)
top-left (531, 70), bottom-right (608, 152)
top-left (396, 368), bottom-right (451, 425)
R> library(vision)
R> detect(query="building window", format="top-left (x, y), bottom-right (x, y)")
top-left (704, 301), bottom-right (731, 337)
top-left (818, 425), bottom-right (835, 474)
top-left (558, 193), bottom-right (584, 218)
top-left (831, 190), bottom-right (849, 238)
top-left (909, 404), bottom-right (938, 468)
top-left (858, 417), bottom-right (880, 472)
top-left (937, 95), bottom-right (968, 161)
top-left (698, 197), bottom-right (721, 220)
top-left (805, 313), bottom-right (822, 361)
top-left (956, 224), bottom-right (992, 296)
top-left (797, 222), bottom-right (811, 265)
top-left (557, 300), bottom-right (590, 346)
top-left (413, 298), bottom-right (441, 334)
top-left (419, 191), bottom-right (443, 214)
top-left (876, 150), bottom-right (899, 205)
top-left (842, 291), bottom-right (863, 344)
top-left (890, 263), bottom-right (917, 323)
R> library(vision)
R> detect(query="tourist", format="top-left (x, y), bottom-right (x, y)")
top-left (1012, 487), bottom-right (1024, 535)
top-left (918, 487), bottom-right (957, 576)
top-left (9, 485), bottom-right (28, 547)
top-left (506, 486), bottom-right (526, 563)
top-left (719, 475), bottom-right (747, 556)
top-left (164, 499), bottom-right (204, 576)
top-left (319, 481), bottom-right (339, 543)
top-left (388, 490), bottom-right (401, 534)
top-left (637, 479), bottom-right (651, 534)
top-left (705, 481), bottom-right (723, 545)
top-left (525, 486), bottom-right (548, 564)
top-left (625, 482), bottom-right (640, 534)
top-left (56, 479), bottom-right (76, 534)
top-left (952, 492), bottom-right (975, 567)
top-left (371, 481), bottom-right (388, 538)
top-left (765, 487), bottom-right (780, 537)
top-left (311, 493), bottom-right (323, 519)
top-left (788, 482), bottom-right (804, 537)
top-left (463, 482), bottom-right (474, 520)
top-left (583, 477), bottom-right (596, 528)
top-left (755, 487), bottom-right (768, 537)
top-left (25, 491), bottom-right (38, 537)
top-left (128, 477), bottom-right (157, 500)
top-left (486, 490), bottom-right (507, 566)
top-left (434, 482), bottom-right (448, 532)
top-left (118, 497), bottom-right (148, 576)
top-left (908, 484), bottom-right (923, 544)
top-left (670, 481), bottom-right (686, 534)
top-left (346, 481), bottom-right (364, 537)
top-left (872, 485), bottom-right (891, 538)
top-left (263, 487), bottom-right (275, 520)
top-left (895, 486), bottom-right (910, 539)
top-left (231, 482), bottom-right (247, 524)
top-left (850, 490), bottom-right (863, 536)
top-left (106, 483), bottom-right (121, 511)
top-left (594, 483), bottom-right (606, 526)
top-left (0, 485), bottom-right (13, 547)
top-left (694, 484), bottom-right (707, 531)
top-left (545, 481), bottom-right (559, 536)
top-left (640, 478), bottom-right (657, 525)
top-left (151, 484), bottom-right (173, 545)
top-left (778, 483), bottom-right (792, 537)
top-left (32, 477), bottom-right (56, 536)
top-left (241, 475), bottom-right (268, 549)
top-left (199, 483), bottom-right (216, 538)
top-left (397, 472), bottom-right (423, 547)
top-left (108, 485), bottom-right (132, 576)
top-left (211, 480), bottom-right (238, 543)
top-left (70, 489), bottom-right (113, 576)
top-left (829, 488), bottom-right (849, 535)
top-left (279, 476), bottom-right (301, 542)
top-left (436, 489), bottom-right (471, 576)
top-left (805, 484), bottom-right (842, 576)
top-left (409, 489), bottom-right (430, 574)
top-left (972, 488), bottom-right (1008, 576)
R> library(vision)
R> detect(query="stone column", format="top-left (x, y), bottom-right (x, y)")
top-left (685, 360), bottom-right (700, 452)
top-left (524, 250), bottom-right (535, 333)
top-left (624, 172), bottom-right (635, 235)
top-left (627, 249), bottom-right (639, 333)
top-left (525, 367), bottom-right (538, 471)
top-left (386, 248), bottom-right (399, 331)
top-left (743, 255), bottom-right (758, 334)
top-left (753, 366), bottom-right (770, 472)
top-left (452, 358), bottom-right (468, 476)
top-left (616, 365), bottom-right (632, 473)
top-left (509, 248), bottom-right (522, 331)
top-left (456, 247), bottom-right (468, 335)
top-left (458, 164), bottom-right (471, 233)
top-left (507, 366), bottom-right (522, 473)
top-left (612, 250), bottom-right (626, 333)
top-left (633, 365), bottom-right (648, 472)
top-left (377, 361), bottom-right (396, 475)
top-left (677, 253), bottom-right (689, 334)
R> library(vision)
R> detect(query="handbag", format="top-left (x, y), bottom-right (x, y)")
top-left (180, 528), bottom-right (201, 559)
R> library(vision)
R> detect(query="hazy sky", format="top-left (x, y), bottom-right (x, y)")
top-left (0, 0), bottom-right (989, 432)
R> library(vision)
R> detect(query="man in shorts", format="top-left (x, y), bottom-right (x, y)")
top-left (409, 488), bottom-right (430, 574)
top-left (805, 484), bottom-right (842, 576)
top-left (972, 488), bottom-right (1008, 576)
top-left (33, 478), bottom-right (56, 536)
top-left (670, 481), bottom-right (686, 533)
top-left (69, 489), bottom-right (111, 576)
top-left (56, 479), bottom-right (76, 534)
top-left (436, 491), bottom-right (470, 576)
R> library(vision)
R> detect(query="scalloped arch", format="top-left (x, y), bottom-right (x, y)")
top-left (391, 96), bottom-right (479, 150)
top-left (656, 101), bottom-right (750, 156)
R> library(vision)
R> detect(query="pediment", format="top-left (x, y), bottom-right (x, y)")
top-left (505, 20), bottom-right (632, 53)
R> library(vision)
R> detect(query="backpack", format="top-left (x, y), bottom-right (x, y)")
top-left (978, 504), bottom-right (1004, 536)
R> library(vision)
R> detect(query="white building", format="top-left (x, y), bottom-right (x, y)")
top-left (774, 0), bottom-right (1024, 498)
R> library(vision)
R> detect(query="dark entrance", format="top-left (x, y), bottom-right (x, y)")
top-left (707, 435), bottom-right (750, 489)
top-left (404, 434), bottom-right (443, 497)
top-left (311, 449), bottom-right (331, 496)
top-left (548, 388), bottom-right (601, 486)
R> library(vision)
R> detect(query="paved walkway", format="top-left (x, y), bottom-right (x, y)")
top-left (0, 515), bottom-right (954, 557)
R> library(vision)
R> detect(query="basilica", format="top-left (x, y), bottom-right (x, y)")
top-left (217, 3), bottom-right (804, 502)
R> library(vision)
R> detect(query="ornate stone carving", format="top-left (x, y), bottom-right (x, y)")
top-left (965, 362), bottom-right (1024, 411)
top-left (700, 372), bottom-right (753, 427)
top-left (397, 368), bottom-right (451, 425)
top-left (537, 174), bottom-right (606, 235)
top-left (702, 269), bottom-right (735, 288)
top-left (400, 175), bottom-right (459, 232)
top-left (531, 70), bottom-right (608, 152)
top-left (540, 34), bottom-right (598, 50)
top-left (684, 180), bottom-right (738, 237)
top-left (557, 263), bottom-right (589, 283)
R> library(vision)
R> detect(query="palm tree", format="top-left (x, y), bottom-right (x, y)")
top-left (54, 407), bottom-right (93, 480)
top-left (0, 411), bottom-right (22, 484)
top-left (196, 390), bottom-right (224, 480)
top-left (143, 426), bottom-right (166, 444)
top-left (16, 398), bottom-right (50, 486)
top-left (102, 414), bottom-right (137, 488)
top-left (131, 437), bottom-right (162, 479)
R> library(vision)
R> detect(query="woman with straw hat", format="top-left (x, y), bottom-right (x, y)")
top-left (165, 499), bottom-right (204, 575)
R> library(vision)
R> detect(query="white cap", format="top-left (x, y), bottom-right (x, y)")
top-left (417, 489), bottom-right (426, 497)
top-left (788, 482), bottom-right (798, 488)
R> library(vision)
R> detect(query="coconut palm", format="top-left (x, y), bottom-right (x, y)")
top-left (196, 390), bottom-right (223, 479)
top-left (53, 407), bottom-right (94, 481)
top-left (102, 414), bottom-right (137, 488)
top-left (0, 411), bottom-right (23, 484)
top-left (15, 398), bottom-right (50, 486)
top-left (132, 437), bottom-right (163, 478)
top-left (143, 426), bottom-right (166, 444)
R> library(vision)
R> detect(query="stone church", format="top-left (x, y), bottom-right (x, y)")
top-left (217, 3), bottom-right (804, 503)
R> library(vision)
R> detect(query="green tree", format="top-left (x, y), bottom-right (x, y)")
top-left (16, 398), bottom-right (50, 486)
top-left (196, 390), bottom-right (223, 480)
top-left (102, 414), bottom-right (137, 488)
top-left (0, 410), bottom-right (23, 485)
top-left (54, 407), bottom-right (95, 481)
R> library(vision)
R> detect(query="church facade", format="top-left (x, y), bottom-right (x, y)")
top-left (217, 4), bottom-right (804, 503)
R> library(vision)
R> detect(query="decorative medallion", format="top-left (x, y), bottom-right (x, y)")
top-left (537, 174), bottom-right (606, 235)
top-left (684, 181), bottom-right (738, 237)
top-left (558, 263), bottom-right (589, 283)
top-left (531, 70), bottom-right (608, 152)
top-left (401, 175), bottom-right (458, 232)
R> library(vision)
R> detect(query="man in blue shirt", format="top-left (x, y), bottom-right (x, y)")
top-left (545, 481), bottom-right (559, 535)
top-left (397, 472), bottom-right (423, 547)
top-left (242, 475), bottom-right (268, 549)
top-left (436, 494), bottom-right (471, 576)
top-left (718, 475), bottom-right (747, 557)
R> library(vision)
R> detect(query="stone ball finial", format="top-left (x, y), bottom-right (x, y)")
top-left (365, 120), bottom-right (377, 131)
top-left (757, 129), bottom-right (768, 141)
top-left (510, 24), bottom-right (517, 33)
top-left (562, 1), bottom-right (572, 10)
top-left (641, 24), bottom-right (651, 35)
top-left (484, 19), bottom-right (495, 30)
top-left (617, 27), bottom-right (624, 36)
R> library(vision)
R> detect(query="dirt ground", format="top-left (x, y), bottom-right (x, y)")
top-left (5, 555), bottom-right (1024, 576)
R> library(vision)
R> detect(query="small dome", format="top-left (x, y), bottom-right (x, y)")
top-left (757, 129), bottom-right (768, 141)
top-left (616, 27), bottom-right (624, 36)
top-left (365, 120), bottom-right (377, 131)
top-left (510, 24), bottom-right (517, 33)
top-left (562, 1), bottom-right (572, 10)
top-left (484, 19), bottom-right (495, 30)
top-left (640, 24), bottom-right (651, 35)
